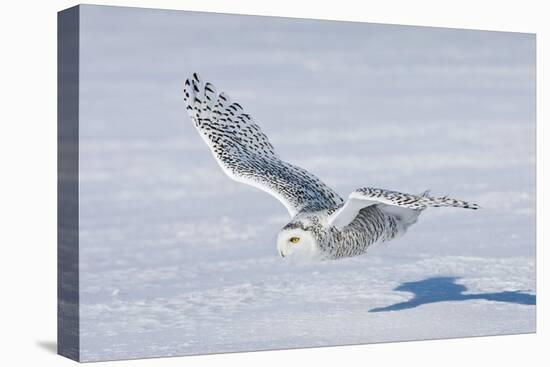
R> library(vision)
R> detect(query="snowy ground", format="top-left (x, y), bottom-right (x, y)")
top-left (77, 5), bottom-right (536, 362)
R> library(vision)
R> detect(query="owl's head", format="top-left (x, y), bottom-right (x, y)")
top-left (276, 222), bottom-right (322, 261)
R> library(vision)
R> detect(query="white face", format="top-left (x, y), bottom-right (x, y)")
top-left (276, 228), bottom-right (322, 261)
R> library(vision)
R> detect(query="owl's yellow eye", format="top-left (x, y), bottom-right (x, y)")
top-left (289, 236), bottom-right (300, 244)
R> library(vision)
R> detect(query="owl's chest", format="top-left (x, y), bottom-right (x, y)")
top-left (322, 207), bottom-right (398, 259)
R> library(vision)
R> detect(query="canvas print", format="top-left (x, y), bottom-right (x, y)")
top-left (58, 4), bottom-right (536, 362)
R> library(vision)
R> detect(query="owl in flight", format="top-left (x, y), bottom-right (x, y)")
top-left (183, 73), bottom-right (478, 261)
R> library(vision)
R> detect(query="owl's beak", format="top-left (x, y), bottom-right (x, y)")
top-left (279, 250), bottom-right (285, 258)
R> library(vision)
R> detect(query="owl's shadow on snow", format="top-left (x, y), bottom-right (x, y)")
top-left (369, 276), bottom-right (535, 312)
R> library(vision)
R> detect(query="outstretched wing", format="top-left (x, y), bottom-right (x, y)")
top-left (183, 73), bottom-right (343, 217)
top-left (328, 187), bottom-right (479, 229)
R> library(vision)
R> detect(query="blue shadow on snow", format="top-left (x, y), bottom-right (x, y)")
top-left (369, 276), bottom-right (535, 312)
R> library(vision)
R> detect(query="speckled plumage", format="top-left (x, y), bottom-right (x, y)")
top-left (183, 73), bottom-right (342, 216)
top-left (183, 73), bottom-right (479, 260)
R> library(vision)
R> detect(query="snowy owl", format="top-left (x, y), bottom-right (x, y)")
top-left (183, 73), bottom-right (479, 260)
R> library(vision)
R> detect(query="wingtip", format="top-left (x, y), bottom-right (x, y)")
top-left (464, 201), bottom-right (481, 210)
top-left (192, 72), bottom-right (201, 83)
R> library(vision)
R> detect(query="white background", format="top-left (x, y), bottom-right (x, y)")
top-left (0, 0), bottom-right (546, 366)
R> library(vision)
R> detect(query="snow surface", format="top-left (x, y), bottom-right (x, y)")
top-left (77, 5), bottom-right (536, 362)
